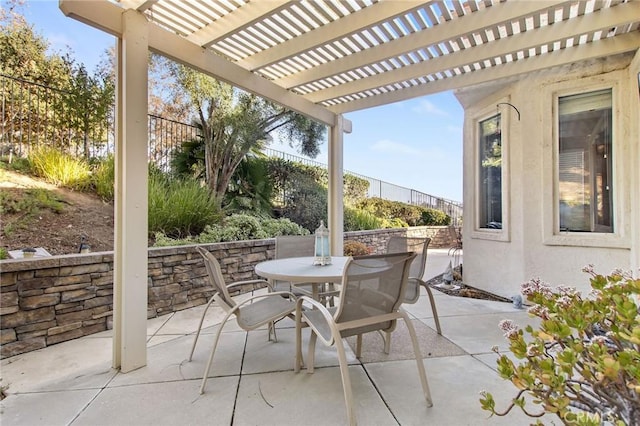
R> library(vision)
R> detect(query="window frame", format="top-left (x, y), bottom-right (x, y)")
top-left (542, 76), bottom-right (629, 248)
top-left (471, 99), bottom-right (510, 242)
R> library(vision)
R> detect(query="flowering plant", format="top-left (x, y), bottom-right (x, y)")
top-left (480, 266), bottom-right (640, 425)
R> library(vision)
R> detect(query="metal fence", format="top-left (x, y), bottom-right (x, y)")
top-left (1, 74), bottom-right (462, 225)
top-left (1, 74), bottom-right (200, 169)
top-left (263, 148), bottom-right (463, 226)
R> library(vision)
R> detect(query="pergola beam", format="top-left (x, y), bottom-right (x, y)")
top-left (310, 2), bottom-right (640, 103)
top-left (274, 0), bottom-right (570, 89)
top-left (187, 1), bottom-right (291, 47)
top-left (328, 31), bottom-right (640, 114)
top-left (59, 0), bottom-right (337, 127)
top-left (238, 1), bottom-right (427, 71)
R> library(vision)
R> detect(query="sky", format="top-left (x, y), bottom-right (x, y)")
top-left (18, 0), bottom-right (464, 202)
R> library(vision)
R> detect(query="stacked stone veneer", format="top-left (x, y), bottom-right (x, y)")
top-left (0, 226), bottom-right (454, 358)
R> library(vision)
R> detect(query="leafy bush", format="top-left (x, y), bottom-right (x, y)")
top-left (343, 240), bottom-right (371, 256)
top-left (28, 147), bottom-right (91, 190)
top-left (421, 208), bottom-right (451, 226)
top-left (148, 174), bottom-right (222, 238)
top-left (0, 247), bottom-right (8, 260)
top-left (260, 217), bottom-right (309, 237)
top-left (343, 173), bottom-right (369, 206)
top-left (92, 154), bottom-right (114, 201)
top-left (152, 214), bottom-right (308, 246)
top-left (225, 156), bottom-right (274, 216)
top-left (280, 174), bottom-right (327, 232)
top-left (356, 197), bottom-right (450, 226)
top-left (380, 217), bottom-right (409, 228)
top-left (1, 157), bottom-right (31, 173)
top-left (480, 267), bottom-right (640, 425)
top-left (344, 207), bottom-right (383, 231)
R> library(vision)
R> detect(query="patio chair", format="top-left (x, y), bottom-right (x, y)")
top-left (271, 235), bottom-right (338, 305)
top-left (386, 236), bottom-right (442, 342)
top-left (447, 225), bottom-right (463, 266)
top-left (294, 252), bottom-right (433, 425)
top-left (189, 246), bottom-right (297, 394)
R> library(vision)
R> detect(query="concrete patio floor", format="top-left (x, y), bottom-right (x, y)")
top-left (1, 250), bottom-right (545, 425)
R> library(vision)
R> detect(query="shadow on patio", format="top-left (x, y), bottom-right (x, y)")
top-left (1, 250), bottom-right (544, 425)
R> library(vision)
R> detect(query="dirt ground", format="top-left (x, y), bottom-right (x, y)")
top-left (1, 170), bottom-right (115, 256)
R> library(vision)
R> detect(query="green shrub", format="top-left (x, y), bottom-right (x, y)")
top-left (92, 155), bottom-right (115, 201)
top-left (344, 207), bottom-right (383, 231)
top-left (343, 173), bottom-right (369, 206)
top-left (356, 197), bottom-right (451, 227)
top-left (260, 217), bottom-right (309, 237)
top-left (148, 174), bottom-right (222, 238)
top-left (380, 217), bottom-right (409, 228)
top-left (0, 247), bottom-right (8, 260)
top-left (1, 157), bottom-right (31, 173)
top-left (421, 208), bottom-right (451, 226)
top-left (480, 267), bottom-right (640, 425)
top-left (153, 214), bottom-right (309, 246)
top-left (28, 147), bottom-right (91, 190)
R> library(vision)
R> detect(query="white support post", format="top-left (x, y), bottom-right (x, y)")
top-left (113, 9), bottom-right (149, 372)
top-left (630, 48), bottom-right (640, 278)
top-left (328, 115), bottom-right (351, 257)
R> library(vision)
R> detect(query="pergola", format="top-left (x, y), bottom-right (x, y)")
top-left (59, 0), bottom-right (640, 372)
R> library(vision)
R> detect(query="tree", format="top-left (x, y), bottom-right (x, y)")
top-left (152, 55), bottom-right (326, 199)
top-left (61, 61), bottom-right (115, 158)
top-left (1, 1), bottom-right (114, 158)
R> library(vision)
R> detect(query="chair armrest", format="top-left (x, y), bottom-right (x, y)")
top-left (232, 290), bottom-right (297, 310)
top-left (295, 296), bottom-right (337, 346)
top-left (226, 279), bottom-right (270, 291)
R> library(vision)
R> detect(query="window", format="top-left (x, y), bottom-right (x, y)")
top-left (558, 89), bottom-right (613, 233)
top-left (478, 114), bottom-right (502, 229)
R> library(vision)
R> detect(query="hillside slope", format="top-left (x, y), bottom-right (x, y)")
top-left (1, 170), bottom-right (115, 256)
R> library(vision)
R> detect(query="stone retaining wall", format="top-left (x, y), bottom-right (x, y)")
top-left (0, 226), bottom-right (454, 358)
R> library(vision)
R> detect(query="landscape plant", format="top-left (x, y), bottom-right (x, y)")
top-left (357, 197), bottom-right (450, 226)
top-left (91, 154), bottom-right (114, 200)
top-left (480, 266), bottom-right (640, 425)
top-left (151, 56), bottom-right (326, 200)
top-left (343, 240), bottom-right (371, 256)
top-left (0, 187), bottom-right (65, 239)
top-left (343, 207), bottom-right (383, 231)
top-left (152, 214), bottom-right (308, 247)
top-left (28, 147), bottom-right (91, 190)
top-left (148, 173), bottom-right (222, 238)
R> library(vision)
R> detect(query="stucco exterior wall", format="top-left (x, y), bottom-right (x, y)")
top-left (458, 53), bottom-right (638, 298)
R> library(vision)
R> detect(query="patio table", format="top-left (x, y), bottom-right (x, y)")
top-left (255, 256), bottom-right (349, 300)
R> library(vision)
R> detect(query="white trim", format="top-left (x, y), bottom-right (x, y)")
top-left (542, 72), bottom-right (630, 249)
top-left (470, 98), bottom-right (511, 242)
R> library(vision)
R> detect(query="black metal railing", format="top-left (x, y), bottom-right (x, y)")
top-left (1, 74), bottom-right (462, 225)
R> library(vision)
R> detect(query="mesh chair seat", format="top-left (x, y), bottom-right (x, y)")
top-left (235, 296), bottom-right (297, 329)
top-left (294, 252), bottom-right (433, 425)
top-left (386, 236), bottom-right (442, 337)
top-left (188, 246), bottom-right (297, 394)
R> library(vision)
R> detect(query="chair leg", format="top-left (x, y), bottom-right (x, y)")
top-left (188, 295), bottom-right (216, 361)
top-left (423, 285), bottom-right (442, 335)
top-left (403, 313), bottom-right (433, 407)
top-left (268, 321), bottom-right (278, 342)
top-left (295, 309), bottom-right (303, 372)
top-left (355, 334), bottom-right (363, 358)
top-left (307, 331), bottom-right (317, 374)
top-left (336, 338), bottom-right (357, 426)
top-left (383, 331), bottom-right (391, 354)
top-left (199, 311), bottom-right (233, 394)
